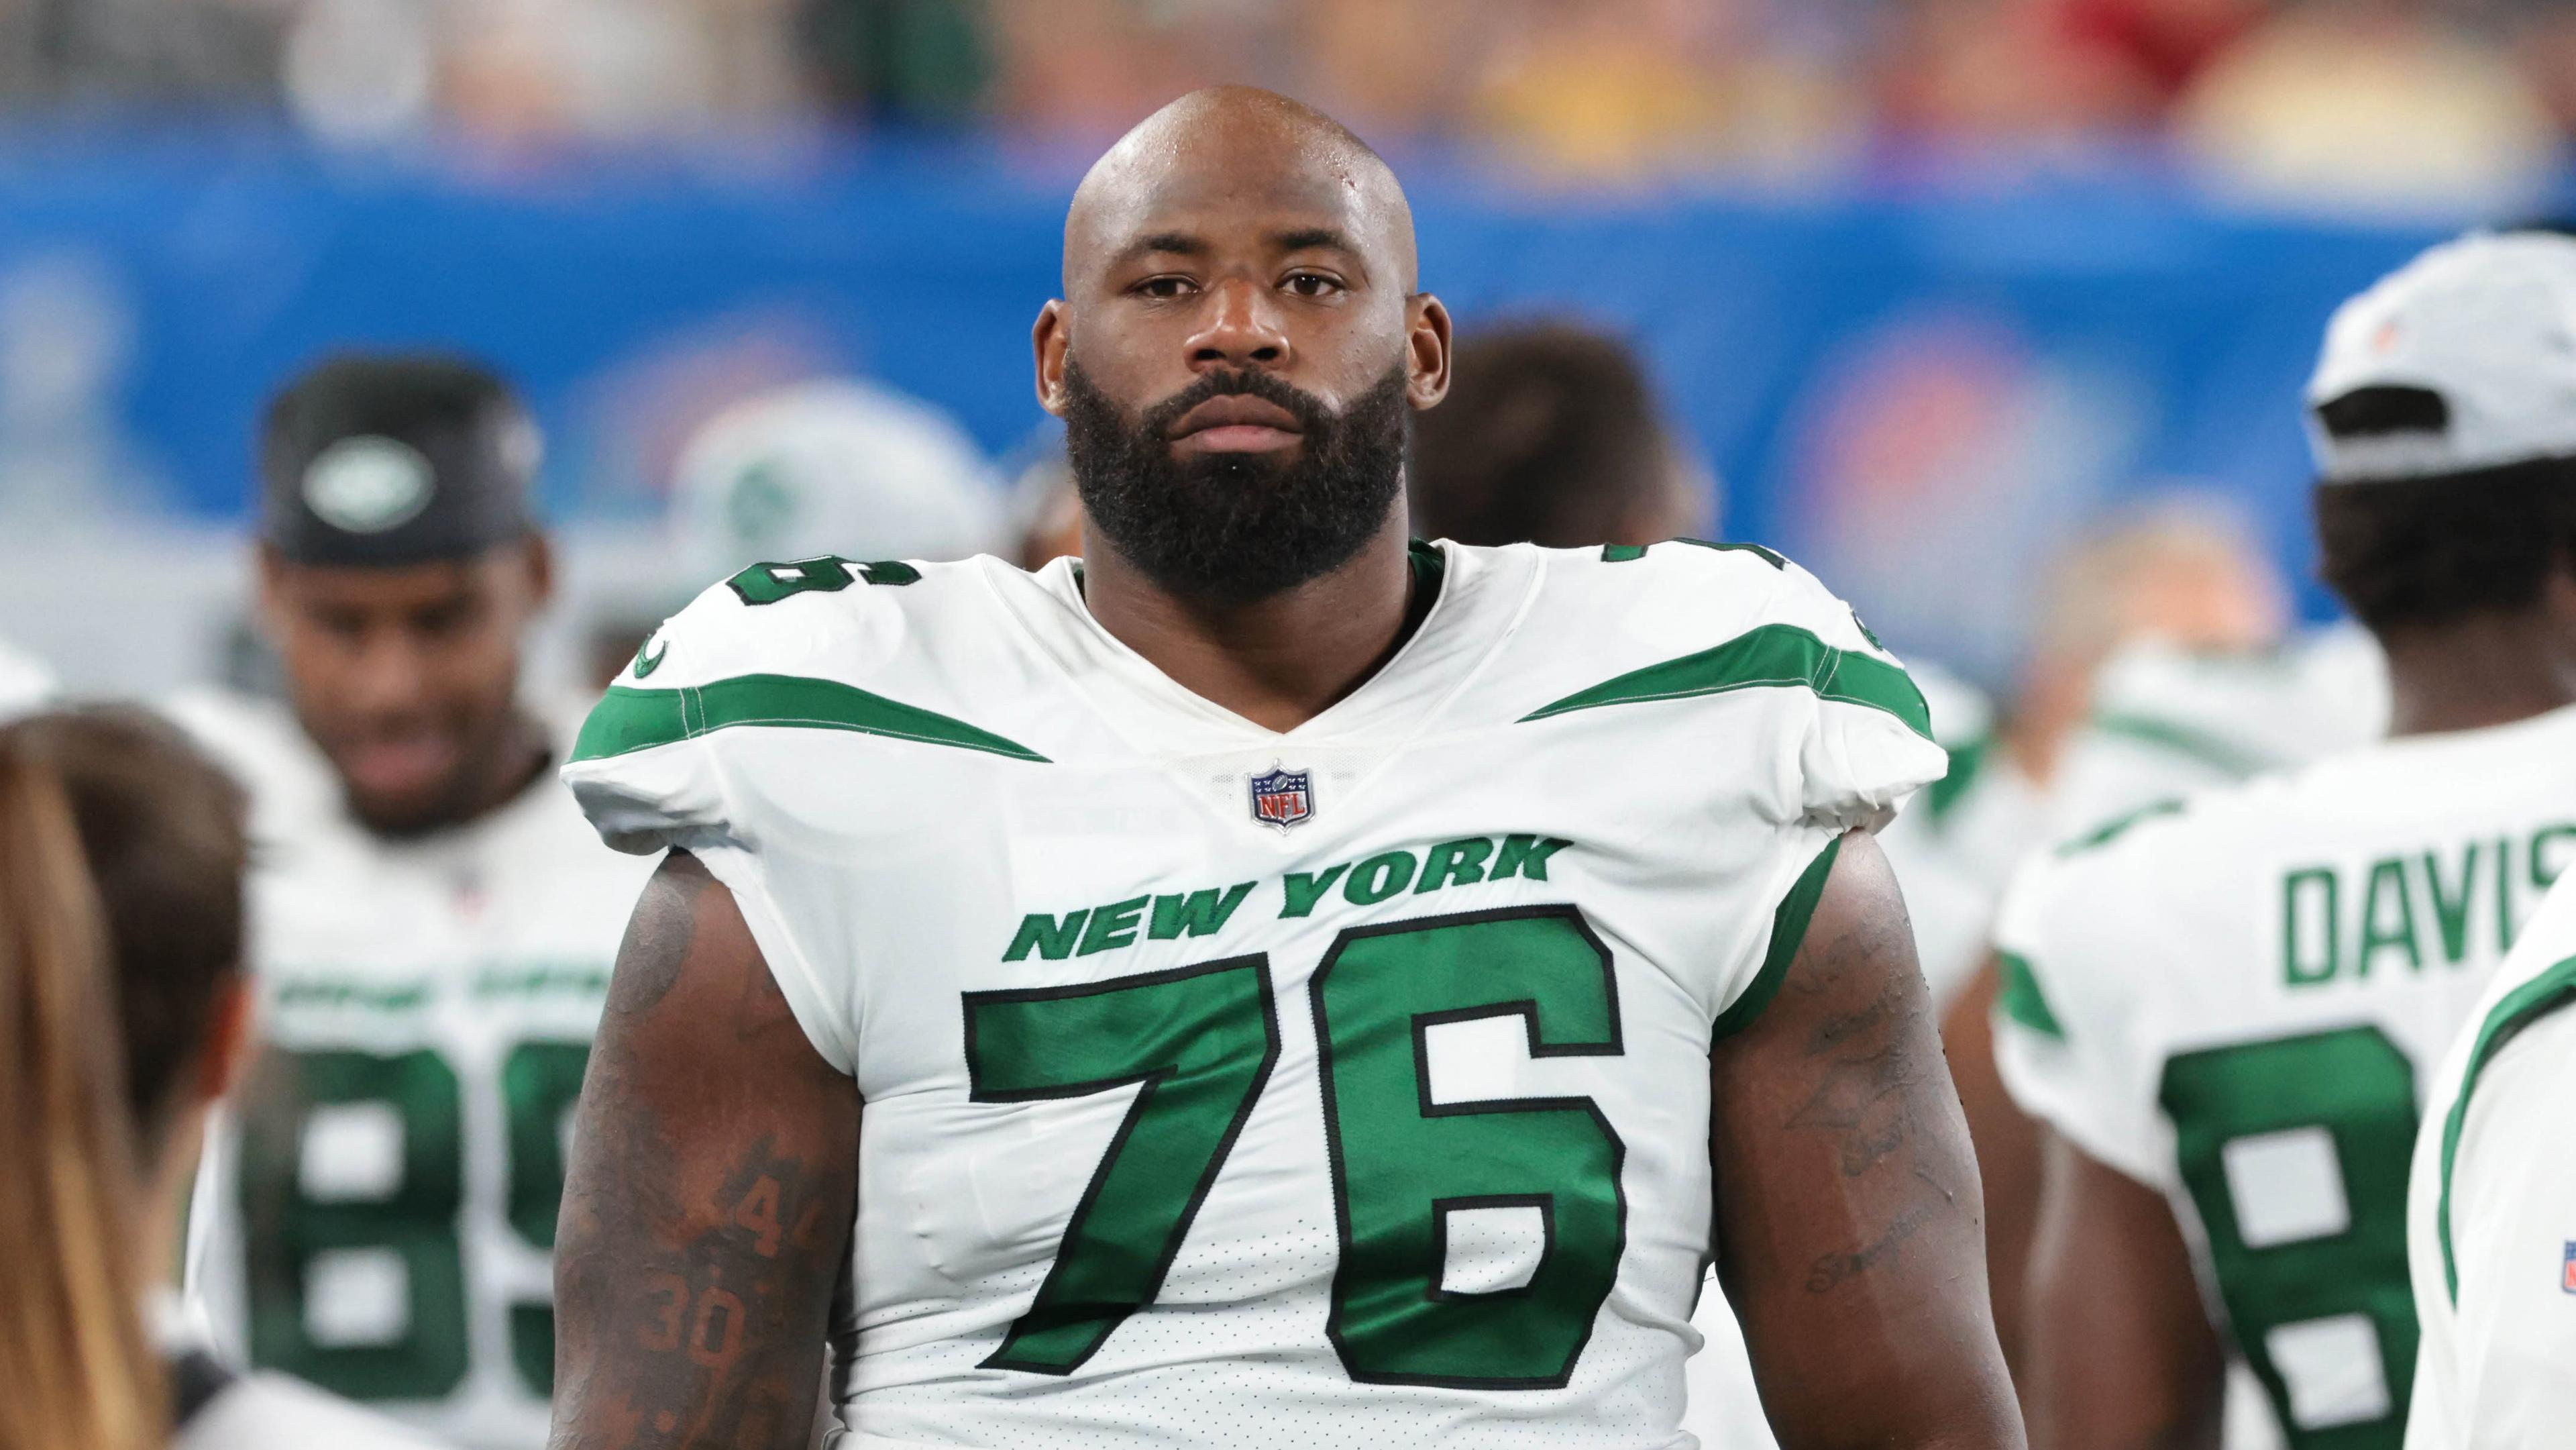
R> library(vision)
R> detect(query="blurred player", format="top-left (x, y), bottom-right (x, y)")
top-left (1890, 501), bottom-right (2294, 1008)
top-left (176, 354), bottom-right (653, 1450)
top-left (586, 376), bottom-right (1008, 687)
top-left (1406, 319), bottom-right (1709, 547)
top-left (552, 87), bottom-right (2021, 1450)
top-left (1942, 621), bottom-right (2386, 1433)
top-left (1994, 230), bottom-right (2576, 1449)
top-left (2405, 866), bottom-right (2576, 1449)
top-left (0, 706), bottom-right (445, 1449)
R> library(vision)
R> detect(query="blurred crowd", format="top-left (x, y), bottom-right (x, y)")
top-left (3, 0), bottom-right (2572, 204)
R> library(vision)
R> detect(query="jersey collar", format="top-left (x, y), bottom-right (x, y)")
top-left (983, 540), bottom-right (1538, 760)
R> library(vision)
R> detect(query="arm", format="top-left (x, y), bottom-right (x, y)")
top-left (1711, 829), bottom-right (2023, 1449)
top-left (1939, 954), bottom-right (2042, 1390)
top-left (551, 851), bottom-right (861, 1450)
top-left (2023, 1131), bottom-right (2222, 1450)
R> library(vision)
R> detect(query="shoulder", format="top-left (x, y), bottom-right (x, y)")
top-left (181, 1374), bottom-right (453, 1450)
top-left (2083, 629), bottom-right (2390, 781)
top-left (1496, 537), bottom-right (1928, 736)
top-left (573, 554), bottom-right (1050, 768)
top-left (609, 553), bottom-right (1008, 692)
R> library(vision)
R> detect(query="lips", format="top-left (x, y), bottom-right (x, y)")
top-left (1169, 395), bottom-right (1304, 454)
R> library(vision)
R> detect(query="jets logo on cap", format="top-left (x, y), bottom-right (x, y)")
top-left (303, 435), bottom-right (435, 534)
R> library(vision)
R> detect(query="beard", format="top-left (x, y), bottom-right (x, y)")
top-left (1060, 357), bottom-right (1411, 605)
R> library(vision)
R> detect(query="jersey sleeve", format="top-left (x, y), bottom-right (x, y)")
top-left (1743, 556), bottom-right (1949, 835)
top-left (1989, 841), bottom-right (2175, 1189)
top-left (2420, 1015), bottom-right (2576, 1450)
top-left (1686, 550), bottom-right (1950, 1033)
top-left (560, 575), bottom-right (873, 1074)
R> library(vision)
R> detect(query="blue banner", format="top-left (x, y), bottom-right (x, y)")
top-left (0, 127), bottom-right (2471, 674)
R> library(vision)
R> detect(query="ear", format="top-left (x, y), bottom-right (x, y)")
top-left (1033, 299), bottom-right (1073, 418)
top-left (198, 973), bottom-right (258, 1102)
top-left (254, 542), bottom-right (292, 642)
top-left (1405, 293), bottom-right (1453, 411)
top-left (519, 531), bottom-right (557, 612)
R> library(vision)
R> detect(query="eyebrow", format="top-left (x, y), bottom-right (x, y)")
top-left (1126, 231), bottom-right (1207, 262)
top-left (1274, 227), bottom-right (1352, 254)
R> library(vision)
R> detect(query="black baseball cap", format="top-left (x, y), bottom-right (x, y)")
top-left (260, 352), bottom-right (541, 566)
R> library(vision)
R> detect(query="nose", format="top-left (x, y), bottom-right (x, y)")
top-left (345, 628), bottom-right (433, 717)
top-left (1184, 277), bottom-right (1291, 373)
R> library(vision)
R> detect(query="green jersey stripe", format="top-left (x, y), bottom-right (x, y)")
top-left (2089, 713), bottom-right (2275, 780)
top-left (2436, 951), bottom-right (2576, 1302)
top-left (1714, 833), bottom-right (1843, 1039)
top-left (1994, 950), bottom-right (2067, 1040)
top-left (1516, 623), bottom-right (1933, 739)
top-left (571, 674), bottom-right (1050, 764)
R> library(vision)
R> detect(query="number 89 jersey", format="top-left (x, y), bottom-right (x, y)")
top-left (1991, 703), bottom-right (2576, 1449)
top-left (172, 690), bottom-right (655, 1450)
top-left (565, 539), bottom-right (1945, 1449)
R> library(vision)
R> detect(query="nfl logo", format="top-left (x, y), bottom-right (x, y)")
top-left (2563, 1243), bottom-right (2576, 1294)
top-left (1248, 766), bottom-right (1316, 831)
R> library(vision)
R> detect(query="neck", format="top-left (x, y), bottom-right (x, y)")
top-left (2380, 610), bottom-right (2576, 738)
top-left (140, 1111), bottom-right (210, 1298)
top-left (1081, 511), bottom-right (1419, 733)
top-left (468, 712), bottom-right (552, 818)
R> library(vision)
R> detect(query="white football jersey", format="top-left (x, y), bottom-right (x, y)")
top-left (2048, 627), bottom-right (2390, 840)
top-left (179, 1370), bottom-right (457, 1450)
top-left (564, 539), bottom-right (1946, 1449)
top-left (172, 688), bottom-right (655, 1450)
top-left (2405, 871), bottom-right (2576, 1450)
top-left (1994, 703), bottom-right (2576, 1449)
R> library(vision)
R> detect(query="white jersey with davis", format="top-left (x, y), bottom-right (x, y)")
top-left (1993, 704), bottom-right (2576, 1449)
top-left (2406, 872), bottom-right (2576, 1450)
top-left (564, 539), bottom-right (1947, 1449)
top-left (172, 689), bottom-right (655, 1450)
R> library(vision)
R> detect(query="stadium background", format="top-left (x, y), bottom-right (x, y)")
top-left (3, 0), bottom-right (2570, 701)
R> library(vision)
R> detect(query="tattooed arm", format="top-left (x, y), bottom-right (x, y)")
top-left (552, 851), bottom-right (861, 1450)
top-left (1710, 830), bottom-right (2024, 1449)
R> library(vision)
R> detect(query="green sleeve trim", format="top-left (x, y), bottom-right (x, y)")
top-left (2053, 798), bottom-right (2186, 859)
top-left (1598, 538), bottom-right (1787, 569)
top-left (1674, 537), bottom-right (1788, 570)
top-left (1518, 623), bottom-right (1933, 740)
top-left (1993, 950), bottom-right (2068, 1041)
top-left (2090, 713), bottom-right (2273, 780)
top-left (2437, 952), bottom-right (2576, 1302)
top-left (1715, 835), bottom-right (1843, 1039)
top-left (1923, 733), bottom-right (1990, 823)
top-left (571, 673), bottom-right (1049, 764)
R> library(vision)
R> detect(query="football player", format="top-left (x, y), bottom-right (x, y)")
top-left (1994, 229), bottom-right (2576, 1449)
top-left (178, 354), bottom-right (655, 1449)
top-left (551, 87), bottom-right (2021, 1450)
top-left (2405, 864), bottom-right (2576, 1449)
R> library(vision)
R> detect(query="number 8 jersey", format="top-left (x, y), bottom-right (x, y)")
top-left (1991, 702), bottom-right (2576, 1449)
top-left (564, 539), bottom-right (1946, 1449)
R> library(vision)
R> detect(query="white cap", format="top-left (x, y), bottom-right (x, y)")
top-left (670, 378), bottom-right (1007, 583)
top-left (2306, 231), bottom-right (2576, 484)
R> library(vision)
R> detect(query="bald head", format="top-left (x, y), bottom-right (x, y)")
top-left (1064, 87), bottom-right (1417, 295)
top-left (1029, 87), bottom-right (1451, 605)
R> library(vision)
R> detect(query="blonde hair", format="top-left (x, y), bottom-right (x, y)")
top-left (0, 742), bottom-right (166, 1450)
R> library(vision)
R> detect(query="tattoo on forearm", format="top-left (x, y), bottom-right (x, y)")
top-left (1779, 902), bottom-right (1970, 1295)
top-left (553, 859), bottom-right (858, 1450)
